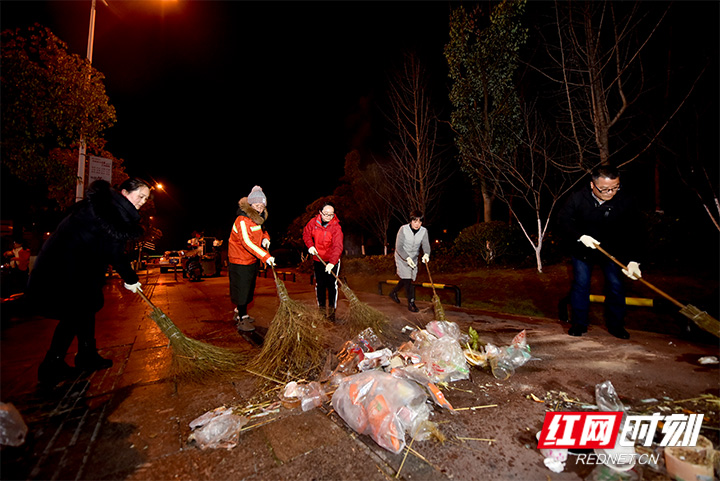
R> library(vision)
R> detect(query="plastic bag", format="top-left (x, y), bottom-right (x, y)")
top-left (0, 402), bottom-right (28, 447)
top-left (409, 321), bottom-right (469, 383)
top-left (424, 320), bottom-right (461, 340)
top-left (536, 431), bottom-right (568, 473)
top-left (595, 380), bottom-right (626, 414)
top-left (188, 406), bottom-right (248, 450)
top-left (357, 348), bottom-right (393, 371)
top-left (334, 328), bottom-right (383, 375)
top-left (331, 371), bottom-right (429, 454)
top-left (300, 381), bottom-right (328, 411)
top-left (486, 330), bottom-right (534, 380)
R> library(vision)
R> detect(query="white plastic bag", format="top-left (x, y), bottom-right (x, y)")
top-left (331, 371), bottom-right (429, 454)
top-left (0, 402), bottom-right (28, 447)
top-left (188, 406), bottom-right (248, 450)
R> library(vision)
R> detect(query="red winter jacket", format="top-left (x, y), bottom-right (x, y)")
top-left (228, 198), bottom-right (271, 266)
top-left (303, 214), bottom-right (343, 265)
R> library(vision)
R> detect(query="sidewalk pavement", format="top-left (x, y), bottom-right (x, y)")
top-left (1, 267), bottom-right (718, 481)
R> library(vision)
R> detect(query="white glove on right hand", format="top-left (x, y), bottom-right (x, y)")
top-left (308, 246), bottom-right (318, 256)
top-left (579, 235), bottom-right (600, 249)
top-left (124, 282), bottom-right (143, 293)
top-left (266, 257), bottom-right (276, 267)
top-left (261, 238), bottom-right (270, 249)
top-left (406, 256), bottom-right (417, 269)
top-left (622, 261), bottom-right (642, 280)
top-left (422, 253), bottom-right (430, 264)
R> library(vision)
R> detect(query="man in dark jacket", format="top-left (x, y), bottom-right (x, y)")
top-left (27, 179), bottom-right (149, 385)
top-left (557, 166), bottom-right (642, 339)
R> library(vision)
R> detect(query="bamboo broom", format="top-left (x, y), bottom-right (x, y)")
top-left (424, 262), bottom-right (448, 322)
top-left (245, 267), bottom-right (327, 381)
top-left (313, 253), bottom-right (390, 338)
top-left (594, 245), bottom-right (719, 338)
top-left (136, 290), bottom-right (247, 379)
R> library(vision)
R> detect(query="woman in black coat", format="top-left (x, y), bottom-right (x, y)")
top-left (27, 178), bottom-right (151, 385)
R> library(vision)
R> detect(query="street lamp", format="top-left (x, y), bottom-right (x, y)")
top-left (75, 0), bottom-right (108, 203)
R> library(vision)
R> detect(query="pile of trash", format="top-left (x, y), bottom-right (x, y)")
top-left (187, 320), bottom-right (536, 454)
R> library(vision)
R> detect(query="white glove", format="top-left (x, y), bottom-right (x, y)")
top-left (579, 235), bottom-right (600, 249)
top-left (406, 256), bottom-right (417, 269)
top-left (325, 263), bottom-right (335, 274)
top-left (266, 257), bottom-right (276, 267)
top-left (262, 238), bottom-right (270, 249)
top-left (422, 253), bottom-right (430, 264)
top-left (124, 282), bottom-right (143, 293)
top-left (622, 261), bottom-right (642, 280)
top-left (308, 246), bottom-right (318, 256)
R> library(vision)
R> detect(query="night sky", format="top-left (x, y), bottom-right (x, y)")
top-left (2, 1), bottom-right (718, 254)
top-left (1, 1), bottom-right (454, 250)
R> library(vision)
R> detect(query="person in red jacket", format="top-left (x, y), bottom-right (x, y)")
top-left (303, 202), bottom-right (344, 322)
top-left (228, 186), bottom-right (275, 332)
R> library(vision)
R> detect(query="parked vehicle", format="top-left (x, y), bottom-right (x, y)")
top-left (158, 250), bottom-right (186, 273)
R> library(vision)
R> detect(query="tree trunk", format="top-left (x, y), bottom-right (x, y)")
top-left (535, 217), bottom-right (543, 274)
top-left (481, 177), bottom-right (493, 222)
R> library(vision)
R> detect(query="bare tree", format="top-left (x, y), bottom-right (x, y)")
top-left (341, 150), bottom-right (394, 254)
top-left (483, 102), bottom-right (586, 272)
top-left (674, 110), bottom-right (720, 232)
top-left (378, 52), bottom-right (449, 224)
top-left (536, 1), bottom-right (673, 170)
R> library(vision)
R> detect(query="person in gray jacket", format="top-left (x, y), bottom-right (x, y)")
top-left (388, 210), bottom-right (431, 312)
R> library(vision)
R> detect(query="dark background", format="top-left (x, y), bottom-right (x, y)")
top-left (1, 1), bottom-right (457, 251)
top-left (2, 1), bottom-right (718, 257)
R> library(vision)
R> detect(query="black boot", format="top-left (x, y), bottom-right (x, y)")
top-left (408, 299), bottom-right (419, 313)
top-left (389, 290), bottom-right (400, 304)
top-left (38, 354), bottom-right (78, 386)
top-left (75, 340), bottom-right (113, 371)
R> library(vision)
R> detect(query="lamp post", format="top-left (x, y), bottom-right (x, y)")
top-left (75, 0), bottom-right (105, 203)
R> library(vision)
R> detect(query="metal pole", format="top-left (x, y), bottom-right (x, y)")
top-left (75, 0), bottom-right (97, 203)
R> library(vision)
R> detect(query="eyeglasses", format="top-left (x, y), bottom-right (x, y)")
top-left (594, 184), bottom-right (621, 195)
top-left (321, 211), bottom-right (335, 218)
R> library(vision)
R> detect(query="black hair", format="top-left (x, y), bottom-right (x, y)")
top-left (409, 210), bottom-right (424, 221)
top-left (320, 202), bottom-right (335, 211)
top-left (119, 178), bottom-right (151, 193)
top-left (591, 166), bottom-right (620, 182)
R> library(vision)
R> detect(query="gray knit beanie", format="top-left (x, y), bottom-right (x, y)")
top-left (247, 185), bottom-right (267, 206)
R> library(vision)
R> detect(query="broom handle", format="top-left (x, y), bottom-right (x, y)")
top-left (594, 244), bottom-right (685, 309)
top-left (136, 289), bottom-right (157, 309)
top-left (424, 261), bottom-right (440, 297)
top-left (313, 253), bottom-right (345, 287)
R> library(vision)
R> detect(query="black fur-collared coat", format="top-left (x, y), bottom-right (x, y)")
top-left (26, 180), bottom-right (143, 318)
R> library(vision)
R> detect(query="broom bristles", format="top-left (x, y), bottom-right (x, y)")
top-left (680, 305), bottom-right (720, 338)
top-left (148, 308), bottom-right (247, 380)
top-left (431, 294), bottom-right (448, 322)
top-left (246, 276), bottom-right (328, 381)
top-left (341, 284), bottom-right (390, 338)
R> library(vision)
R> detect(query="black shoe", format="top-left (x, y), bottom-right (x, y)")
top-left (236, 316), bottom-right (255, 332)
top-left (568, 325), bottom-right (587, 337)
top-left (75, 351), bottom-right (113, 371)
top-left (608, 327), bottom-right (630, 339)
top-left (389, 291), bottom-right (400, 304)
top-left (408, 301), bottom-right (419, 313)
top-left (38, 355), bottom-right (79, 386)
